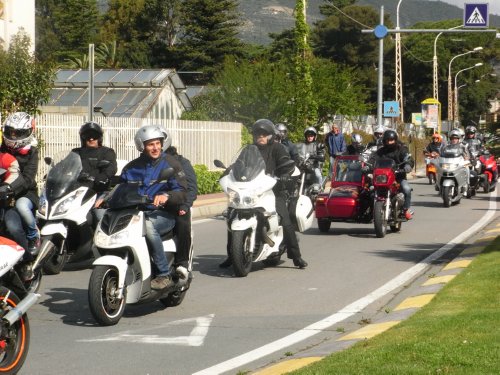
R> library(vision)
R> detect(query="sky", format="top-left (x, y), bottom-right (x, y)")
top-left (439, 1), bottom-right (500, 16)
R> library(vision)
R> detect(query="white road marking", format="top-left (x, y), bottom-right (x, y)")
top-left (194, 189), bottom-right (497, 375)
top-left (78, 314), bottom-right (214, 346)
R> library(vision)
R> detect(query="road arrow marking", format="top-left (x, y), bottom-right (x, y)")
top-left (78, 314), bottom-right (214, 346)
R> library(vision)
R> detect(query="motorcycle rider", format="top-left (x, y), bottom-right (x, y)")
top-left (423, 133), bottom-right (443, 157)
top-left (442, 129), bottom-right (470, 159)
top-left (165, 145), bottom-right (197, 279)
top-left (72, 122), bottom-right (117, 226)
top-left (375, 130), bottom-right (414, 220)
top-left (347, 133), bottom-right (364, 155)
top-left (120, 125), bottom-right (187, 290)
top-left (296, 126), bottom-right (325, 187)
top-left (275, 123), bottom-right (300, 164)
top-left (463, 125), bottom-right (483, 155)
top-left (367, 125), bottom-right (385, 149)
top-left (1, 112), bottom-right (40, 256)
top-left (220, 119), bottom-right (308, 269)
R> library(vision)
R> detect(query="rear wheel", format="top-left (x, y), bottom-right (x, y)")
top-left (160, 290), bottom-right (188, 307)
top-left (390, 201), bottom-right (402, 232)
top-left (373, 200), bottom-right (387, 238)
top-left (442, 186), bottom-right (452, 207)
top-left (42, 240), bottom-right (67, 275)
top-left (0, 286), bottom-right (30, 374)
top-left (88, 266), bottom-right (126, 326)
top-left (317, 219), bottom-right (331, 233)
top-left (428, 173), bottom-right (435, 185)
top-left (231, 230), bottom-right (253, 277)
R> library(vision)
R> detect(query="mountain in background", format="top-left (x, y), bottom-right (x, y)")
top-left (239, 0), bottom-right (500, 44)
top-left (96, 1), bottom-right (499, 45)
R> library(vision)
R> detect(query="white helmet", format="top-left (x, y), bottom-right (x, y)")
top-left (2, 112), bottom-right (36, 150)
top-left (373, 125), bottom-right (385, 138)
top-left (134, 124), bottom-right (172, 152)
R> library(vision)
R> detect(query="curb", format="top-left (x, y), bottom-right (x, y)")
top-left (251, 219), bottom-right (500, 375)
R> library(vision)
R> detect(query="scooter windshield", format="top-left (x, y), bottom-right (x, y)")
top-left (45, 151), bottom-right (83, 201)
top-left (231, 145), bottom-right (266, 182)
top-left (105, 183), bottom-right (146, 209)
top-left (441, 146), bottom-right (462, 158)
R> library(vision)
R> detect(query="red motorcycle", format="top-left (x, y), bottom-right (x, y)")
top-left (372, 157), bottom-right (407, 238)
top-left (479, 149), bottom-right (498, 193)
top-left (315, 155), bottom-right (373, 233)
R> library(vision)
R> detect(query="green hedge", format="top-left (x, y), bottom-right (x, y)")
top-left (194, 164), bottom-right (223, 195)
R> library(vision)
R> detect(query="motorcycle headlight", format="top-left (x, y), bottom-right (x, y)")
top-left (95, 226), bottom-right (132, 247)
top-left (375, 175), bottom-right (387, 184)
top-left (227, 188), bottom-right (260, 208)
top-left (441, 163), bottom-right (459, 170)
top-left (38, 193), bottom-right (47, 217)
top-left (52, 188), bottom-right (86, 216)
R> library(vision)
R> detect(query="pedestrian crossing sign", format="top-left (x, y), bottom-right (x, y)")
top-left (464, 3), bottom-right (489, 28)
top-left (383, 101), bottom-right (399, 118)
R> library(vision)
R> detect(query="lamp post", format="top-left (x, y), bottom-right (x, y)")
top-left (447, 46), bottom-right (483, 121)
top-left (454, 62), bottom-right (483, 124)
top-left (433, 24), bottom-right (462, 101)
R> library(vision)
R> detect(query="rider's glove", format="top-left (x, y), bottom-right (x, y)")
top-left (0, 184), bottom-right (11, 200)
top-left (78, 171), bottom-right (95, 182)
top-left (279, 175), bottom-right (291, 183)
top-left (403, 164), bottom-right (412, 173)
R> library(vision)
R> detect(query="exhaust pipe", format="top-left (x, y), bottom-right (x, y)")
top-left (261, 227), bottom-right (275, 247)
top-left (3, 292), bottom-right (40, 326)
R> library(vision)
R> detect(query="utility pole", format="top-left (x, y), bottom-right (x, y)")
top-left (395, 1), bottom-right (404, 123)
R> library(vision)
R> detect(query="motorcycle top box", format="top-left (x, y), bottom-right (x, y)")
top-left (315, 155), bottom-right (372, 232)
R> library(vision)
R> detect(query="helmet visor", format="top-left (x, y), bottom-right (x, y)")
top-left (4, 126), bottom-right (31, 140)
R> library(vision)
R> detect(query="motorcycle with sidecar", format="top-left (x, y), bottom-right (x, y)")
top-left (315, 155), bottom-right (373, 233)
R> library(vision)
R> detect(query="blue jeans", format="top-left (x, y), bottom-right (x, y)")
top-left (144, 210), bottom-right (176, 277)
top-left (16, 197), bottom-right (38, 240)
top-left (400, 179), bottom-right (412, 210)
top-left (4, 208), bottom-right (30, 259)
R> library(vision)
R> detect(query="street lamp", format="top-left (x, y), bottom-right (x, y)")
top-left (454, 62), bottom-right (483, 124)
top-left (475, 73), bottom-right (497, 83)
top-left (433, 24), bottom-right (462, 101)
top-left (447, 46), bottom-right (483, 120)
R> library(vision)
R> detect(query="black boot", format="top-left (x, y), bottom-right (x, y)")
top-left (293, 257), bottom-right (308, 269)
top-left (219, 257), bottom-right (232, 268)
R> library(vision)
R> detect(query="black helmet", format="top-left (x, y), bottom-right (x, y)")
top-left (252, 119), bottom-right (275, 145)
top-left (382, 130), bottom-right (398, 148)
top-left (79, 122), bottom-right (103, 146)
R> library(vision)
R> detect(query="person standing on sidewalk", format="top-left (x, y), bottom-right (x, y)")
top-left (325, 123), bottom-right (347, 176)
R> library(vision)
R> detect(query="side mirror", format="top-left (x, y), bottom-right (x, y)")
top-left (214, 159), bottom-right (226, 169)
top-left (44, 157), bottom-right (53, 166)
top-left (0, 168), bottom-right (6, 178)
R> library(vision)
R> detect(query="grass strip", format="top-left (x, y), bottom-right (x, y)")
top-left (291, 237), bottom-right (500, 375)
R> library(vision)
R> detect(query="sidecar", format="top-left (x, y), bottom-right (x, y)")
top-left (314, 155), bottom-right (372, 233)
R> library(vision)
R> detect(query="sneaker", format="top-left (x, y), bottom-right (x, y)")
top-left (219, 257), bottom-right (232, 268)
top-left (151, 275), bottom-right (173, 290)
top-left (19, 262), bottom-right (34, 282)
top-left (404, 209), bottom-right (412, 220)
top-left (293, 257), bottom-right (308, 269)
top-left (176, 266), bottom-right (188, 280)
top-left (27, 236), bottom-right (40, 254)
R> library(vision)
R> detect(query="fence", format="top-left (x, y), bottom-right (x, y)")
top-left (35, 114), bottom-right (243, 182)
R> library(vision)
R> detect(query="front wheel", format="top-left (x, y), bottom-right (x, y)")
top-left (0, 286), bottom-right (30, 374)
top-left (160, 290), bottom-right (188, 307)
top-left (42, 239), bottom-right (67, 275)
top-left (483, 178), bottom-right (490, 194)
top-left (428, 173), bottom-right (435, 185)
top-left (442, 186), bottom-right (452, 207)
top-left (373, 200), bottom-right (387, 238)
top-left (230, 230), bottom-right (253, 277)
top-left (88, 266), bottom-right (126, 326)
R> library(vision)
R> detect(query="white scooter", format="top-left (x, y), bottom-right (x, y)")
top-left (37, 151), bottom-right (104, 274)
top-left (0, 236), bottom-right (39, 374)
top-left (215, 145), bottom-right (313, 277)
top-left (88, 169), bottom-right (192, 326)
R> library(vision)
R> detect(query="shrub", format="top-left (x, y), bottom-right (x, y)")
top-left (194, 164), bottom-right (223, 194)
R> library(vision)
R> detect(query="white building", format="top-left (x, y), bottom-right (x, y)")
top-left (0, 0), bottom-right (35, 52)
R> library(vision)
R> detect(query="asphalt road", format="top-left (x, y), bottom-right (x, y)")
top-left (19, 177), bottom-right (498, 375)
